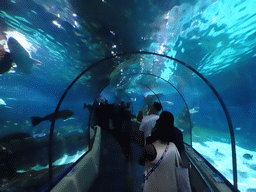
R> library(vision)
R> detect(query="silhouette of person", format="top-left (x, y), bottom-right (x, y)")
top-left (139, 102), bottom-right (162, 145)
top-left (139, 111), bottom-right (185, 192)
top-left (146, 111), bottom-right (189, 167)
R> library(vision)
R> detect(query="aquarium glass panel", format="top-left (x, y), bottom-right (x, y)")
top-left (99, 52), bottom-right (233, 184)
top-left (100, 53), bottom-right (193, 145)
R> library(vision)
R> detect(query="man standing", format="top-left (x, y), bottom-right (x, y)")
top-left (139, 102), bottom-right (162, 145)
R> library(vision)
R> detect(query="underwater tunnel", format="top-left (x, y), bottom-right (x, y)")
top-left (0, 0), bottom-right (256, 191)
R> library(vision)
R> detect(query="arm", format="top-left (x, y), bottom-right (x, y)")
top-left (145, 124), bottom-right (158, 145)
top-left (138, 130), bottom-right (145, 146)
top-left (138, 118), bottom-right (146, 146)
top-left (138, 144), bottom-right (157, 165)
top-left (137, 110), bottom-right (143, 122)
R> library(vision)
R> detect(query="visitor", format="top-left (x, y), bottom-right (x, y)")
top-left (139, 102), bottom-right (162, 145)
top-left (139, 111), bottom-right (184, 192)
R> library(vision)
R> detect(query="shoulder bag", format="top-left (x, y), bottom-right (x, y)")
top-left (175, 148), bottom-right (192, 192)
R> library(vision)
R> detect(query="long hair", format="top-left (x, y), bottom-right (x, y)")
top-left (152, 111), bottom-right (177, 144)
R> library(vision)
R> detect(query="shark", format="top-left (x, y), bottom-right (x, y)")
top-left (7, 37), bottom-right (41, 74)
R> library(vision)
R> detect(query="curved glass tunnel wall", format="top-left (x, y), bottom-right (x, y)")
top-left (0, 77), bottom-right (97, 191)
top-left (0, 82), bottom-right (91, 191)
top-left (48, 78), bottom-right (93, 187)
top-left (0, 52), bottom-right (239, 191)
top-left (0, 55), bottom-right (114, 191)
top-left (47, 57), bottom-right (116, 188)
top-left (98, 52), bottom-right (237, 187)
top-left (101, 73), bottom-right (193, 146)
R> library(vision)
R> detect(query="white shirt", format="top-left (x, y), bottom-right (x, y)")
top-left (139, 114), bottom-right (159, 144)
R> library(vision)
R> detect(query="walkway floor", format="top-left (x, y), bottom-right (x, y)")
top-left (88, 128), bottom-right (144, 192)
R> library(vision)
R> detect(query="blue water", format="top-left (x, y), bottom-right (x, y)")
top-left (0, 0), bottom-right (256, 191)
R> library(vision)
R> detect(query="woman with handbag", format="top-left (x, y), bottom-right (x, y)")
top-left (139, 111), bottom-right (192, 192)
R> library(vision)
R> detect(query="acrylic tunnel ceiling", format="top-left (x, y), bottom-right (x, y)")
top-left (1, 0), bottom-right (256, 144)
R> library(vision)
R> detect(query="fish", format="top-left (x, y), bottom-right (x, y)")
top-left (238, 171), bottom-right (248, 179)
top-left (5, 106), bottom-right (13, 109)
top-left (6, 98), bottom-right (17, 100)
top-left (0, 98), bottom-right (13, 109)
top-left (7, 37), bottom-right (41, 74)
top-left (31, 109), bottom-right (74, 126)
top-left (189, 107), bottom-right (200, 114)
top-left (63, 117), bottom-right (75, 122)
top-left (162, 101), bottom-right (174, 105)
top-left (84, 103), bottom-right (93, 111)
top-left (32, 133), bottom-right (46, 138)
top-left (199, 142), bottom-right (209, 147)
top-left (0, 98), bottom-right (6, 105)
top-left (243, 162), bottom-right (256, 171)
top-left (243, 153), bottom-right (253, 160)
top-left (215, 149), bottom-right (225, 157)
